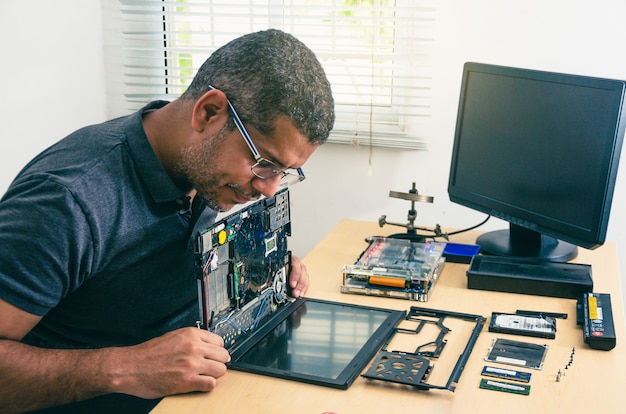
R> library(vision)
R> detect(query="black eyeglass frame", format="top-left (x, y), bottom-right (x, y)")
top-left (207, 85), bottom-right (305, 187)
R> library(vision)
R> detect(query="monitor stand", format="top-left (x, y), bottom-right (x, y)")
top-left (476, 223), bottom-right (578, 262)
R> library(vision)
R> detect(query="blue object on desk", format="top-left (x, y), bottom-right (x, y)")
top-left (443, 243), bottom-right (481, 264)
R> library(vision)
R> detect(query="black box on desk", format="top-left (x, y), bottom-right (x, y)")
top-left (466, 255), bottom-right (593, 299)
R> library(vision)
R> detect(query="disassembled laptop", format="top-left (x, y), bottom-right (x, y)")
top-left (195, 188), bottom-right (293, 347)
top-left (193, 188), bottom-right (484, 391)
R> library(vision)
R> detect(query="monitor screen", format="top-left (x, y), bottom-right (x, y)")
top-left (448, 62), bottom-right (626, 261)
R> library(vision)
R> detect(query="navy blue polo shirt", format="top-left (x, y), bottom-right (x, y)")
top-left (0, 101), bottom-right (217, 349)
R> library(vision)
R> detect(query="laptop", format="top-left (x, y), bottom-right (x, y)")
top-left (194, 188), bottom-right (404, 389)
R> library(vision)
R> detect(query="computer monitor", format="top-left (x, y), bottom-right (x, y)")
top-left (448, 62), bottom-right (626, 262)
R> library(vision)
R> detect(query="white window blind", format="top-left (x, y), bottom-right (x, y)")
top-left (102, 0), bottom-right (435, 149)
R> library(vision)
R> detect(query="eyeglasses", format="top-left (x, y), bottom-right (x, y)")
top-left (208, 85), bottom-right (306, 187)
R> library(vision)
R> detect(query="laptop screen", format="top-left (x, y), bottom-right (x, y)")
top-left (230, 297), bottom-right (403, 389)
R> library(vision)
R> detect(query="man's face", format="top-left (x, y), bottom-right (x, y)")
top-left (176, 115), bottom-right (317, 212)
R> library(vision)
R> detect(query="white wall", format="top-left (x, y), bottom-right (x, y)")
top-left (0, 0), bottom-right (107, 192)
top-left (1, 1), bottom-right (625, 313)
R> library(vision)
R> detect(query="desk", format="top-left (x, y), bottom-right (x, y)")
top-left (152, 220), bottom-right (626, 414)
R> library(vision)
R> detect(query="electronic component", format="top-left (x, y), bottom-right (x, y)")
top-left (467, 255), bottom-right (593, 299)
top-left (362, 306), bottom-right (486, 392)
top-left (442, 242), bottom-right (480, 264)
top-left (341, 236), bottom-right (446, 301)
top-left (481, 366), bottom-right (531, 383)
top-left (578, 293), bottom-right (616, 350)
top-left (195, 189), bottom-right (293, 347)
top-left (448, 62), bottom-right (626, 261)
top-left (515, 309), bottom-right (568, 319)
top-left (485, 338), bottom-right (548, 370)
top-left (489, 312), bottom-right (556, 339)
top-left (479, 378), bottom-right (530, 395)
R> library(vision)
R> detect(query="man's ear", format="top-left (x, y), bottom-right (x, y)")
top-left (191, 88), bottom-right (229, 133)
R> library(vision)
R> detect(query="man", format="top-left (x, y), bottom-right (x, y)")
top-left (0, 29), bottom-right (335, 413)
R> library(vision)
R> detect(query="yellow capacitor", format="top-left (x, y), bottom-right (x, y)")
top-left (218, 230), bottom-right (227, 245)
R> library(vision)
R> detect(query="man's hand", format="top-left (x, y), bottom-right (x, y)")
top-left (106, 327), bottom-right (231, 399)
top-left (289, 255), bottom-right (309, 297)
top-left (0, 321), bottom-right (230, 413)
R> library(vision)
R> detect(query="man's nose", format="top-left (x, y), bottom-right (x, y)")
top-left (251, 174), bottom-right (282, 198)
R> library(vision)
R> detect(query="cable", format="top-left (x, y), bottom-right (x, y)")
top-left (445, 215), bottom-right (491, 237)
top-left (389, 215), bottom-right (491, 241)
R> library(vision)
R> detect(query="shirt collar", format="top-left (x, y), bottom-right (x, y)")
top-left (124, 100), bottom-right (186, 205)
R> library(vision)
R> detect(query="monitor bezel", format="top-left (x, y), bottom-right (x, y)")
top-left (448, 62), bottom-right (626, 256)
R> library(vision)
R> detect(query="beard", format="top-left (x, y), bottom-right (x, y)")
top-left (174, 125), bottom-right (261, 212)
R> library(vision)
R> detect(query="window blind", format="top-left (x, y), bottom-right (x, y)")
top-left (102, 0), bottom-right (435, 149)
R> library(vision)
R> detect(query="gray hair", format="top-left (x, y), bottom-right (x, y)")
top-left (182, 29), bottom-right (335, 144)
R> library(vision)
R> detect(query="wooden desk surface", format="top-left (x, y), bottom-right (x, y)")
top-left (152, 219), bottom-right (626, 414)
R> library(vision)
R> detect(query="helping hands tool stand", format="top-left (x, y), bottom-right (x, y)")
top-left (341, 183), bottom-right (450, 302)
top-left (378, 182), bottom-right (448, 242)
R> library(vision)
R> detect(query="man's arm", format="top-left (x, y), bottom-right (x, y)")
top-left (0, 299), bottom-right (231, 414)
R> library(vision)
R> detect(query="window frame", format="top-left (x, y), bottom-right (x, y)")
top-left (102, 0), bottom-right (436, 149)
